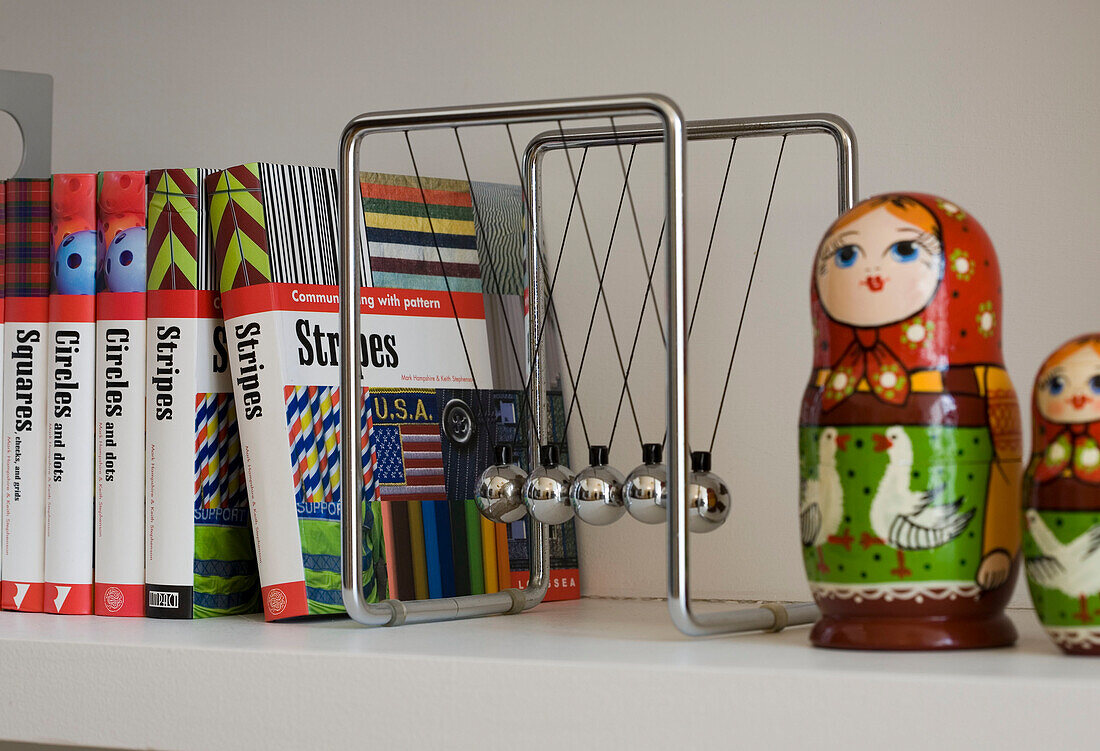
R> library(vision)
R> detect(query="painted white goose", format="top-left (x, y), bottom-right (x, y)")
top-left (800, 427), bottom-right (849, 572)
top-left (867, 425), bottom-right (974, 578)
top-left (1025, 509), bottom-right (1100, 624)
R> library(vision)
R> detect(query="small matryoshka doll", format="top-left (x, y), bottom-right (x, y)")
top-left (799, 193), bottom-right (1023, 649)
top-left (1024, 334), bottom-right (1100, 655)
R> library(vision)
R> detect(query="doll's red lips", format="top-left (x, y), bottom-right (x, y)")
top-left (1071, 394), bottom-right (1092, 409)
top-left (862, 275), bottom-right (886, 292)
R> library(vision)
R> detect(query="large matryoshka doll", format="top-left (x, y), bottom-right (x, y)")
top-left (799, 193), bottom-right (1023, 649)
top-left (1024, 334), bottom-right (1100, 655)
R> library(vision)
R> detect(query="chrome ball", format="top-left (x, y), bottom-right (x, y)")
top-left (624, 442), bottom-right (667, 524)
top-left (474, 444), bottom-right (528, 523)
top-left (687, 450), bottom-right (730, 533)
top-left (569, 445), bottom-right (625, 526)
top-left (523, 445), bottom-right (575, 525)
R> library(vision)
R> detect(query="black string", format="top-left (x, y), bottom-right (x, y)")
top-left (688, 138), bottom-right (737, 339)
top-left (607, 219), bottom-right (665, 450)
top-left (403, 131), bottom-right (487, 443)
top-left (504, 124), bottom-right (593, 448)
top-left (452, 127), bottom-right (533, 441)
top-left (708, 135), bottom-right (787, 454)
top-left (608, 117), bottom-right (666, 345)
top-left (552, 120), bottom-right (643, 450)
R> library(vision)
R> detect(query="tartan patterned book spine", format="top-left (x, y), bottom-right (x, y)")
top-left (0, 180), bottom-right (4, 592)
top-left (144, 168), bottom-right (259, 618)
top-left (94, 171), bottom-right (147, 617)
top-left (2, 178), bottom-right (51, 612)
top-left (43, 174), bottom-right (97, 614)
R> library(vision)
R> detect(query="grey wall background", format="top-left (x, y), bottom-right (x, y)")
top-left (1, 0), bottom-right (1098, 606)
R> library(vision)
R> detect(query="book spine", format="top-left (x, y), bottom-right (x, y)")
top-left (464, 499), bottom-right (484, 594)
top-left (2, 178), bottom-right (50, 612)
top-left (449, 497), bottom-right (469, 596)
top-left (0, 181), bottom-right (4, 596)
top-left (94, 170), bottom-right (147, 617)
top-left (43, 174), bottom-right (97, 614)
top-left (144, 168), bottom-right (260, 619)
top-left (421, 500), bottom-right (443, 599)
top-left (481, 515), bottom-right (498, 594)
top-left (220, 300), bottom-right (310, 620)
top-left (388, 500), bottom-right (415, 599)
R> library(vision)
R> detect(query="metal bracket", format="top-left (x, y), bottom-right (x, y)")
top-left (337, 94), bottom-right (686, 626)
top-left (0, 70), bottom-right (53, 179)
top-left (526, 113), bottom-right (857, 636)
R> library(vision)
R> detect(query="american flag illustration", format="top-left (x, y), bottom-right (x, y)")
top-left (374, 423), bottom-right (446, 503)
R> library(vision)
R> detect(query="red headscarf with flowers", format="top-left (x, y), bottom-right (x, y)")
top-left (810, 193), bottom-right (1005, 411)
top-left (1031, 334), bottom-right (1100, 484)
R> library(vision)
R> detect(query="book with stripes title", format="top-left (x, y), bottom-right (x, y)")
top-left (94, 171), bottom-right (147, 617)
top-left (143, 168), bottom-right (260, 618)
top-left (2, 178), bottom-right (51, 612)
top-left (43, 174), bottom-right (98, 614)
top-left (209, 162), bottom-right (496, 619)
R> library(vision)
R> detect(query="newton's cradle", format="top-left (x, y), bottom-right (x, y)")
top-left (336, 95), bottom-right (858, 636)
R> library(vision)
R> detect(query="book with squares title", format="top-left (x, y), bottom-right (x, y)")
top-left (143, 168), bottom-right (260, 618)
top-left (2, 178), bottom-right (51, 612)
top-left (94, 171), bottom-right (147, 617)
top-left (43, 174), bottom-right (97, 614)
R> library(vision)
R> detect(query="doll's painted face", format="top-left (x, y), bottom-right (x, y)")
top-left (1037, 344), bottom-right (1100, 424)
top-left (815, 201), bottom-right (944, 328)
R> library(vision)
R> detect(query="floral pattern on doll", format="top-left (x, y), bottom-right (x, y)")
top-left (949, 247), bottom-right (974, 281)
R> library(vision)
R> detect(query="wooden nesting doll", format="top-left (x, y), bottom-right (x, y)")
top-left (1024, 334), bottom-right (1100, 655)
top-left (799, 193), bottom-right (1023, 650)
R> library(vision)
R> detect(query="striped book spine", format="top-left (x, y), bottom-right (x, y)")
top-left (43, 174), bottom-right (97, 614)
top-left (94, 171), bottom-right (147, 617)
top-left (2, 178), bottom-right (50, 612)
top-left (144, 168), bottom-right (259, 619)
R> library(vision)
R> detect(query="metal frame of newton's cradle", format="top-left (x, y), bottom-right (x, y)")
top-left (337, 94), bottom-right (859, 636)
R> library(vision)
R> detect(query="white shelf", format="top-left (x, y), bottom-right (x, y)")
top-left (0, 599), bottom-right (1095, 750)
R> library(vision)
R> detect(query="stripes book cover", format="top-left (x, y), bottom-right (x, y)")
top-left (43, 174), bottom-right (97, 614)
top-left (2, 178), bottom-right (50, 612)
top-left (144, 168), bottom-right (259, 618)
top-left (94, 171), bottom-right (147, 617)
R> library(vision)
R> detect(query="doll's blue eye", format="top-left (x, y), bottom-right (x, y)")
top-left (889, 241), bottom-right (920, 262)
top-left (1048, 376), bottom-right (1065, 395)
top-left (1090, 375), bottom-right (1100, 394)
top-left (834, 245), bottom-right (858, 268)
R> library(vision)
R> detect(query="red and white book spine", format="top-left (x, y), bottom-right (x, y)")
top-left (94, 171), bottom-right (147, 616)
top-left (43, 174), bottom-right (97, 614)
top-left (2, 178), bottom-right (51, 612)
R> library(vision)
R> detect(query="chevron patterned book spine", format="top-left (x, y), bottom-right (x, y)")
top-left (1, 178), bottom-right (50, 612)
top-left (94, 171), bottom-right (147, 617)
top-left (43, 174), bottom-right (97, 615)
top-left (144, 168), bottom-right (260, 619)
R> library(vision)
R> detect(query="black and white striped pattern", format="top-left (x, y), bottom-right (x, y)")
top-left (888, 507), bottom-right (974, 550)
top-left (470, 181), bottom-right (525, 296)
top-left (197, 167), bottom-right (216, 291)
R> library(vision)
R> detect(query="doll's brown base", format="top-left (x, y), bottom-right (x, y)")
top-left (1058, 644), bottom-right (1100, 656)
top-left (811, 613), bottom-right (1018, 650)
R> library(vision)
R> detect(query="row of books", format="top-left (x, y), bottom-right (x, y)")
top-left (0, 166), bottom-right (578, 621)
